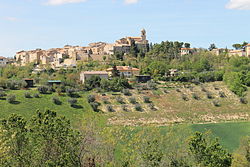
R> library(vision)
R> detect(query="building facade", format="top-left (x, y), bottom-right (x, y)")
top-left (80, 71), bottom-right (109, 83)
top-left (0, 56), bottom-right (10, 67)
top-left (106, 66), bottom-right (140, 78)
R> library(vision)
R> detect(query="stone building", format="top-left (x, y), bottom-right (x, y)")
top-left (80, 71), bottom-right (109, 83)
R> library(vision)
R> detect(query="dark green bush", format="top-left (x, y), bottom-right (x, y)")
top-left (107, 105), bottom-right (115, 112)
top-left (37, 86), bottom-right (50, 94)
top-left (129, 97), bottom-right (137, 104)
top-left (52, 97), bottom-right (62, 105)
top-left (192, 93), bottom-right (200, 100)
top-left (7, 95), bottom-right (16, 104)
top-left (122, 89), bottom-right (131, 96)
top-left (135, 104), bottom-right (143, 111)
top-left (240, 97), bottom-right (248, 104)
top-left (88, 95), bottom-right (96, 103)
top-left (181, 94), bottom-right (189, 101)
top-left (34, 93), bottom-right (40, 98)
top-left (116, 96), bottom-right (124, 104)
top-left (68, 98), bottom-right (77, 107)
top-left (24, 92), bottom-right (32, 98)
top-left (212, 100), bottom-right (220, 107)
top-left (143, 96), bottom-right (151, 103)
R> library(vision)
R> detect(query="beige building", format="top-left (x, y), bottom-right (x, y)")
top-left (211, 48), bottom-right (226, 56)
top-left (228, 50), bottom-right (246, 57)
top-left (246, 44), bottom-right (250, 57)
top-left (0, 56), bottom-right (10, 67)
top-left (80, 71), bottom-right (109, 83)
top-left (106, 66), bottom-right (140, 78)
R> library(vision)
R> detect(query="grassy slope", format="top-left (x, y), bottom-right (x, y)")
top-left (191, 122), bottom-right (250, 152)
top-left (0, 86), bottom-right (250, 152)
top-left (101, 82), bottom-right (250, 126)
top-left (0, 89), bottom-right (96, 128)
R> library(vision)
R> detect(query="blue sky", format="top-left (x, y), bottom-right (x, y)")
top-left (0, 0), bottom-right (250, 57)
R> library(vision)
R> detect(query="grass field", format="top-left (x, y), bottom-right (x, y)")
top-left (191, 122), bottom-right (250, 152)
top-left (0, 89), bottom-right (96, 128)
top-left (0, 84), bottom-right (250, 153)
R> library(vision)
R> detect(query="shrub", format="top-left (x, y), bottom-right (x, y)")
top-left (52, 96), bottom-right (62, 105)
top-left (122, 105), bottom-right (129, 112)
top-left (116, 96), bottom-right (124, 104)
top-left (90, 102), bottom-right (99, 112)
top-left (143, 96), bottom-right (151, 103)
top-left (135, 104), bottom-right (143, 111)
top-left (66, 87), bottom-right (76, 97)
top-left (219, 91), bottom-right (226, 98)
top-left (206, 92), bottom-right (213, 99)
top-left (7, 95), bottom-right (16, 104)
top-left (56, 87), bottom-right (62, 96)
top-left (163, 90), bottom-right (169, 94)
top-left (146, 81), bottom-right (157, 90)
top-left (68, 98), bottom-right (77, 107)
top-left (122, 89), bottom-right (131, 96)
top-left (212, 100), bottom-right (220, 107)
top-left (129, 97), bottom-right (137, 104)
top-left (6, 80), bottom-right (27, 90)
top-left (34, 93), bottom-right (40, 98)
top-left (192, 93), bottom-right (200, 100)
top-left (38, 86), bottom-right (50, 94)
top-left (148, 103), bottom-right (157, 111)
top-left (0, 91), bottom-right (6, 99)
top-left (201, 86), bottom-right (207, 92)
top-left (107, 105), bottom-right (115, 112)
top-left (24, 92), bottom-right (32, 98)
top-left (240, 97), bottom-right (248, 104)
top-left (176, 89), bottom-right (181, 93)
top-left (181, 94), bottom-right (189, 101)
top-left (88, 95), bottom-right (96, 103)
top-left (103, 98), bottom-right (109, 104)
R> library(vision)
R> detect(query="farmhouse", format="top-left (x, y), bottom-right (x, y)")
top-left (180, 48), bottom-right (194, 56)
top-left (80, 71), bottom-right (109, 84)
top-left (106, 66), bottom-right (140, 78)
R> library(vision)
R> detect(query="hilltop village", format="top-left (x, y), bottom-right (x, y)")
top-left (0, 29), bottom-right (250, 71)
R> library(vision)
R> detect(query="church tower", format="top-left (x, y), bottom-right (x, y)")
top-left (141, 29), bottom-right (146, 42)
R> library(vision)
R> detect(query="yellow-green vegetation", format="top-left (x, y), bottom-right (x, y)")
top-left (90, 81), bottom-right (250, 126)
top-left (0, 89), bottom-right (97, 128)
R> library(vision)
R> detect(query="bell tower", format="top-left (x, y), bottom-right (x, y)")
top-left (141, 29), bottom-right (146, 41)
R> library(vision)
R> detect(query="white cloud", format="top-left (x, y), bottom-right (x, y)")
top-left (4, 17), bottom-right (18, 22)
top-left (124, 0), bottom-right (139, 4)
top-left (226, 0), bottom-right (250, 10)
top-left (46, 0), bottom-right (87, 5)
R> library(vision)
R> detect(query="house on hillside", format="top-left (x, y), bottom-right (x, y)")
top-left (180, 48), bottom-right (194, 56)
top-left (0, 56), bottom-right (11, 67)
top-left (246, 44), bottom-right (250, 57)
top-left (80, 71), bottom-right (109, 84)
top-left (106, 66), bottom-right (140, 78)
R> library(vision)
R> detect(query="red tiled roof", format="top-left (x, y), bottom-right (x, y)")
top-left (0, 56), bottom-right (8, 59)
top-left (181, 48), bottom-right (193, 50)
top-left (107, 66), bottom-right (140, 71)
top-left (82, 71), bottom-right (108, 75)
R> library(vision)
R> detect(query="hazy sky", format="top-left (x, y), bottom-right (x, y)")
top-left (0, 0), bottom-right (250, 57)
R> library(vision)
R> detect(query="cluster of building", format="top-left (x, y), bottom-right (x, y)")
top-left (211, 44), bottom-right (250, 57)
top-left (13, 29), bottom-right (149, 68)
